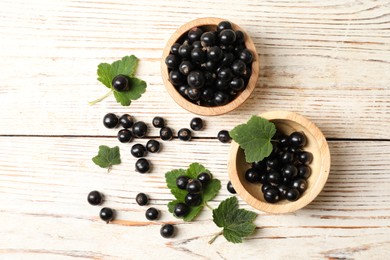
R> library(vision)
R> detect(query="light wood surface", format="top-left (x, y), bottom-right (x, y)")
top-left (1, 0), bottom-right (389, 259)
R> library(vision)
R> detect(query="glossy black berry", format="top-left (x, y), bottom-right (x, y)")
top-left (160, 127), bottom-right (173, 141)
top-left (176, 175), bottom-right (189, 190)
top-left (145, 207), bottom-right (159, 220)
top-left (261, 183), bottom-right (273, 193)
top-left (131, 143), bottom-right (146, 158)
top-left (152, 116), bottom-right (165, 128)
top-left (119, 114), bottom-right (134, 129)
top-left (200, 31), bottom-right (216, 47)
top-left (160, 224), bottom-right (175, 238)
top-left (282, 164), bottom-right (298, 180)
top-left (221, 52), bottom-right (234, 66)
top-left (179, 60), bottom-right (194, 76)
top-left (191, 47), bottom-right (206, 63)
top-left (218, 130), bottom-right (231, 143)
top-left (187, 87), bottom-right (201, 101)
top-left (227, 181), bottom-right (236, 194)
top-left (286, 188), bottom-right (300, 201)
top-left (259, 173), bottom-right (268, 184)
top-left (297, 151), bottom-right (313, 164)
top-left (136, 192), bottom-right (148, 206)
top-left (207, 46), bottom-right (223, 61)
top-left (170, 43), bottom-right (180, 54)
top-left (197, 172), bottom-right (212, 185)
top-left (264, 187), bottom-right (280, 203)
top-left (214, 91), bottom-right (229, 106)
top-left (266, 157), bottom-right (279, 169)
top-left (218, 67), bottom-right (233, 81)
top-left (216, 79), bottom-right (229, 90)
top-left (217, 21), bottom-right (232, 32)
top-left (112, 74), bottom-right (130, 92)
top-left (235, 30), bottom-right (245, 44)
top-left (266, 170), bottom-right (282, 185)
top-left (238, 49), bottom-right (253, 64)
top-left (117, 129), bottom-right (133, 143)
top-left (165, 54), bottom-right (180, 69)
top-left (280, 151), bottom-right (295, 164)
top-left (185, 193), bottom-right (202, 207)
top-left (279, 136), bottom-right (289, 147)
top-left (135, 158), bottom-right (150, 173)
top-left (192, 40), bottom-right (202, 48)
top-left (146, 139), bottom-right (160, 153)
top-left (245, 168), bottom-right (261, 183)
top-left (177, 128), bottom-right (192, 141)
top-left (103, 113), bottom-right (119, 129)
top-left (231, 60), bottom-right (246, 75)
top-left (177, 85), bottom-right (189, 96)
top-left (174, 203), bottom-right (189, 218)
top-left (187, 70), bottom-right (205, 89)
top-left (219, 29), bottom-right (236, 45)
top-left (201, 88), bottom-right (214, 102)
top-left (289, 132), bottom-right (307, 148)
top-left (229, 77), bottom-right (245, 91)
top-left (133, 121), bottom-right (147, 138)
top-left (277, 184), bottom-right (289, 199)
top-left (100, 207), bottom-right (114, 223)
top-left (187, 27), bottom-right (203, 43)
top-left (292, 178), bottom-right (307, 193)
top-left (297, 165), bottom-right (311, 179)
top-left (190, 117), bottom-right (203, 131)
top-left (178, 44), bottom-right (193, 59)
top-left (87, 190), bottom-right (103, 206)
top-left (169, 70), bottom-right (185, 86)
top-left (186, 179), bottom-right (202, 193)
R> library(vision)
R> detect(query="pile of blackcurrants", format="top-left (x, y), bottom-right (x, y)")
top-left (245, 131), bottom-right (313, 203)
top-left (165, 20), bottom-right (253, 107)
top-left (173, 172), bottom-right (212, 218)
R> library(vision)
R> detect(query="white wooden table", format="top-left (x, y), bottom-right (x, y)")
top-left (1, 0), bottom-right (389, 259)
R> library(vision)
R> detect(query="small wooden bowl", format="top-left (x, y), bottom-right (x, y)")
top-left (228, 111), bottom-right (331, 213)
top-left (161, 17), bottom-right (259, 116)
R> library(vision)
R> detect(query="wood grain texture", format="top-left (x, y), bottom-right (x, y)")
top-left (0, 0), bottom-right (389, 259)
top-left (0, 137), bottom-right (389, 259)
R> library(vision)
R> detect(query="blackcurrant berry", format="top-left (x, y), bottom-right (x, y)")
top-left (187, 87), bottom-right (201, 101)
top-left (265, 157), bottom-right (279, 169)
top-left (146, 139), bottom-right (160, 153)
top-left (266, 170), bottom-right (282, 185)
top-left (289, 132), bottom-right (307, 148)
top-left (217, 130), bottom-right (231, 143)
top-left (245, 168), bottom-right (261, 183)
top-left (136, 192), bottom-right (148, 206)
top-left (186, 179), bottom-right (202, 193)
top-left (176, 175), bottom-right (189, 190)
top-left (231, 60), bottom-right (246, 75)
top-left (178, 44), bottom-right (193, 59)
top-left (227, 181), bottom-right (236, 194)
top-left (197, 172), bottom-right (212, 185)
top-left (280, 151), bottom-right (295, 164)
top-left (87, 190), bottom-right (103, 206)
top-left (103, 113), bottom-right (119, 129)
top-left (214, 91), bottom-right (229, 106)
top-left (261, 183), bottom-right (272, 193)
top-left (205, 60), bottom-right (219, 71)
top-left (169, 70), bottom-right (185, 86)
top-left (216, 79), bottom-right (229, 90)
top-left (217, 21), bottom-right (232, 32)
top-left (219, 29), bottom-right (236, 45)
top-left (185, 193), bottom-right (202, 207)
top-left (277, 184), bottom-right (289, 199)
top-left (178, 128), bottom-right (192, 141)
top-left (131, 143), bottom-right (146, 158)
top-left (200, 31), bottom-right (216, 47)
top-left (177, 85), bottom-right (189, 96)
top-left (264, 187), bottom-right (280, 203)
top-left (292, 178), bottom-right (307, 193)
top-left (112, 75), bottom-right (130, 92)
top-left (229, 77), bottom-right (245, 91)
top-left (135, 158), bottom-right (150, 173)
top-left (160, 127), bottom-right (173, 141)
top-left (152, 116), bottom-right (165, 128)
top-left (220, 52), bottom-right (234, 66)
top-left (282, 164), bottom-right (298, 180)
top-left (217, 67), bottom-right (233, 81)
top-left (170, 43), bottom-right (180, 54)
top-left (235, 30), bottom-right (245, 44)
top-left (286, 188), bottom-right (300, 201)
top-left (207, 46), bottom-right (223, 61)
top-left (297, 151), bottom-right (313, 164)
top-left (297, 165), bottom-right (311, 179)
top-left (179, 60), bottom-right (194, 76)
top-left (174, 203), bottom-right (189, 217)
top-left (100, 207), bottom-right (114, 223)
top-left (259, 173), bottom-right (268, 184)
top-left (132, 121), bottom-right (147, 138)
top-left (192, 40), bottom-right (202, 48)
top-left (201, 88), bottom-right (214, 102)
top-left (190, 117), bottom-right (203, 131)
top-left (279, 136), bottom-right (289, 147)
top-left (145, 207), bottom-right (159, 220)
top-left (191, 47), bottom-right (206, 63)
top-left (160, 224), bottom-right (175, 238)
top-left (165, 54), bottom-right (180, 69)
top-left (187, 27), bottom-right (203, 43)
top-left (119, 114), bottom-right (134, 129)
top-left (117, 129), bottom-right (133, 143)
top-left (238, 49), bottom-right (253, 64)
top-left (187, 70), bottom-right (205, 89)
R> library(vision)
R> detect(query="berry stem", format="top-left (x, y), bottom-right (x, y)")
top-left (271, 139), bottom-right (279, 143)
top-left (205, 202), bottom-right (214, 211)
top-left (89, 89), bottom-right (113, 105)
top-left (208, 230), bottom-right (223, 244)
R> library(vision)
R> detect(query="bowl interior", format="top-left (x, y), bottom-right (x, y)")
top-left (161, 17), bottom-right (259, 116)
top-left (229, 111), bottom-right (330, 213)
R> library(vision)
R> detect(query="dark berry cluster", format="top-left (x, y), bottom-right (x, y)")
top-left (245, 131), bottom-right (313, 203)
top-left (173, 172), bottom-right (212, 218)
top-left (165, 20), bottom-right (253, 107)
top-left (87, 190), bottom-right (115, 223)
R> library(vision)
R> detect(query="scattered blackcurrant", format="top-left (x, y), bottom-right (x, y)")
top-left (117, 129), bottom-right (133, 143)
top-left (160, 127), bottom-right (173, 141)
top-left (103, 113), bottom-right (119, 129)
top-left (136, 192), bottom-right (148, 206)
top-left (178, 128), bottom-right (192, 141)
top-left (176, 175), bottom-right (189, 190)
top-left (174, 203), bottom-right (189, 218)
top-left (131, 143), bottom-right (146, 158)
top-left (217, 130), bottom-right (231, 143)
top-left (146, 139), bottom-right (160, 153)
top-left (190, 117), bottom-right (203, 131)
top-left (185, 193), bottom-right (202, 207)
top-left (145, 207), bottom-right (159, 220)
top-left (132, 121), bottom-right (147, 138)
top-left (160, 224), bottom-right (175, 238)
top-left (100, 207), bottom-right (114, 223)
top-left (227, 181), bottom-right (236, 194)
top-left (119, 114), bottom-right (134, 129)
top-left (135, 158), bottom-right (150, 173)
top-left (87, 190), bottom-right (103, 206)
top-left (152, 116), bottom-right (165, 128)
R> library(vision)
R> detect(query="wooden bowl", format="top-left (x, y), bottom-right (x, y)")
top-left (228, 111), bottom-right (331, 213)
top-left (161, 17), bottom-right (259, 116)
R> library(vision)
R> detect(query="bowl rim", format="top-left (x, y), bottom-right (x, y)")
top-left (160, 17), bottom-right (259, 116)
top-left (228, 111), bottom-right (331, 213)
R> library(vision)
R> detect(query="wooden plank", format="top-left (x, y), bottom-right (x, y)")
top-left (0, 137), bottom-right (389, 259)
top-left (0, 0), bottom-right (389, 138)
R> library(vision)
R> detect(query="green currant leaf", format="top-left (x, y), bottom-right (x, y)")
top-left (229, 115), bottom-right (276, 163)
top-left (97, 63), bottom-right (112, 89)
top-left (165, 163), bottom-right (221, 222)
top-left (110, 55), bottom-right (139, 77)
top-left (212, 197), bottom-right (257, 244)
top-left (92, 145), bottom-right (121, 171)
